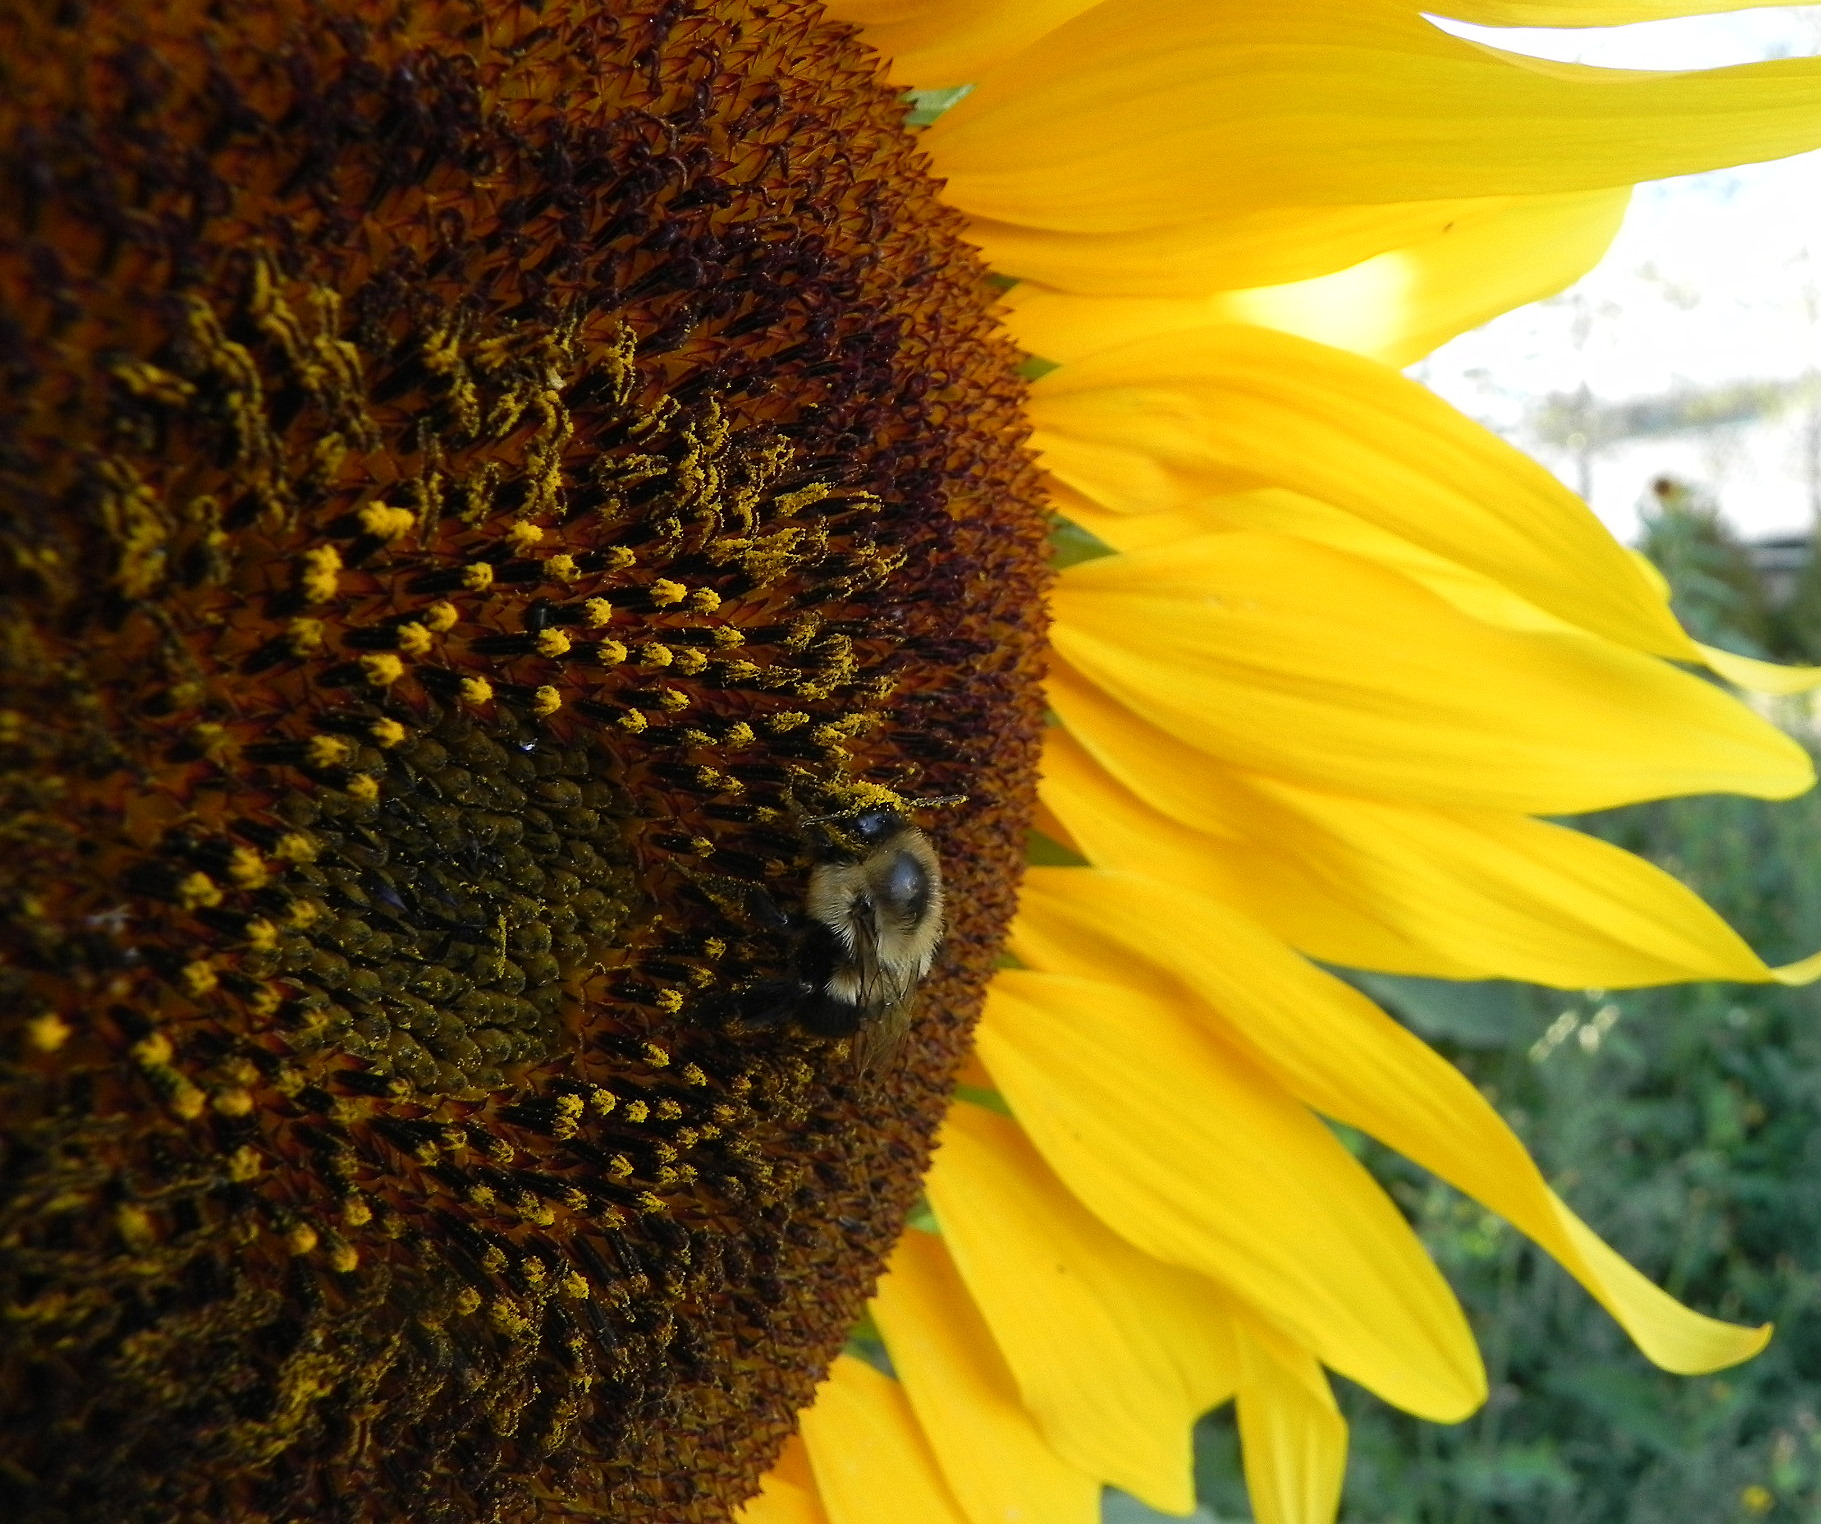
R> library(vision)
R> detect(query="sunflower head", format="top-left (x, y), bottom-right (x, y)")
top-left (0, 1), bottom-right (1048, 1517)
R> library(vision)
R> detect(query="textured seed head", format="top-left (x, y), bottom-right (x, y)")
top-left (0, 1), bottom-right (1048, 1521)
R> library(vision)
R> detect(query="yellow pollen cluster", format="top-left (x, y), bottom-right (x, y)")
top-left (288, 617), bottom-right (325, 655)
top-left (299, 546), bottom-right (342, 602)
top-left (274, 832), bottom-right (317, 863)
top-left (361, 654), bottom-right (405, 687)
top-left (358, 501), bottom-right (416, 540)
top-left (227, 847), bottom-right (268, 888)
top-left (177, 872), bottom-right (222, 910)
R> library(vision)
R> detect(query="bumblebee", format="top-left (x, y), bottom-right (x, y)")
top-left (736, 806), bottom-right (948, 1073)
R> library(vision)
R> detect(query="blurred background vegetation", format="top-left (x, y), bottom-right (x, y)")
top-left (1139, 487), bottom-right (1821, 1524)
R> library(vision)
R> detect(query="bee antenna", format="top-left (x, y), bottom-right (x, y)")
top-left (903, 793), bottom-right (967, 811)
top-left (802, 793), bottom-right (968, 825)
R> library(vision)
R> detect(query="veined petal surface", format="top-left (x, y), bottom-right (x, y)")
top-left (926, 1102), bottom-right (1240, 1513)
top-left (1233, 1319), bottom-right (1349, 1524)
top-left (979, 970), bottom-right (1487, 1420)
top-left (1038, 724), bottom-right (1781, 986)
top-left (1031, 326), bottom-right (1691, 655)
top-left (1004, 189), bottom-right (1627, 365)
top-left (966, 198), bottom-right (1530, 300)
top-left (925, 0), bottom-right (1821, 231)
top-left (822, 0), bottom-right (1105, 86)
top-left (802, 1357), bottom-right (971, 1524)
top-left (1010, 871), bottom-right (1772, 1375)
top-left (871, 1227), bottom-right (1101, 1524)
top-left (1050, 534), bottom-right (1811, 813)
top-left (737, 1439), bottom-right (830, 1524)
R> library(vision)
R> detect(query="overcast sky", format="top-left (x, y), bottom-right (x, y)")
top-left (1416, 7), bottom-right (1821, 542)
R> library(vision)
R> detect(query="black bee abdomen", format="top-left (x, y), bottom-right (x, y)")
top-left (796, 920), bottom-right (845, 991)
top-left (797, 989), bottom-right (865, 1040)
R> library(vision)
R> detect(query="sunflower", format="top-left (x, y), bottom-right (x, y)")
top-left (729, 5), bottom-right (1821, 1524)
top-left (0, 2), bottom-right (1816, 1522)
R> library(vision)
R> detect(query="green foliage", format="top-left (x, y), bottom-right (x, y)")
top-left (1636, 478), bottom-right (1773, 657)
top-left (1180, 505), bottom-right (1821, 1522)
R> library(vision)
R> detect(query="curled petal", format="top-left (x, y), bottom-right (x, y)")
top-left (1003, 189), bottom-right (1627, 363)
top-left (967, 198), bottom-right (1519, 301)
top-left (1032, 327), bottom-right (1689, 655)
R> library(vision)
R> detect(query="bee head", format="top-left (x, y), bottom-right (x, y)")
top-left (806, 806), bottom-right (903, 862)
top-left (803, 794), bottom-right (962, 862)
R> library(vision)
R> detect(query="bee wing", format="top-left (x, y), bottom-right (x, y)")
top-left (844, 899), bottom-right (898, 1016)
top-left (850, 993), bottom-right (914, 1077)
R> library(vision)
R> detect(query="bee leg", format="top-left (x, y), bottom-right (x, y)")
top-left (744, 885), bottom-right (794, 933)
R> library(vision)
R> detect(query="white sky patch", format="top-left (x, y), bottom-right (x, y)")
top-left (1412, 8), bottom-right (1821, 542)
top-left (1427, 7), bottom-right (1821, 70)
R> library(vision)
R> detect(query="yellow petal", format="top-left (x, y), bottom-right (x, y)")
top-left (925, 0), bottom-right (1821, 232)
top-left (1005, 189), bottom-right (1625, 366)
top-left (1039, 725), bottom-right (1780, 986)
top-left (1435, 1), bottom-right (1774, 23)
top-left (1234, 1318), bottom-right (1348, 1524)
top-left (802, 1356), bottom-right (971, 1524)
top-left (821, 0), bottom-right (1106, 87)
top-left (927, 1102), bottom-right (1239, 1513)
top-left (738, 1439), bottom-right (831, 1524)
top-left (967, 198), bottom-right (1525, 301)
top-left (1039, 720), bottom-right (1481, 978)
top-left (1700, 643), bottom-right (1821, 696)
top-left (1010, 870), bottom-right (1772, 1375)
top-left (871, 1226), bottom-right (1102, 1524)
top-left (1054, 480), bottom-right (1615, 649)
top-left (1031, 326), bottom-right (1691, 656)
top-left (980, 970), bottom-right (1487, 1420)
top-left (1051, 534), bottom-right (1811, 813)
